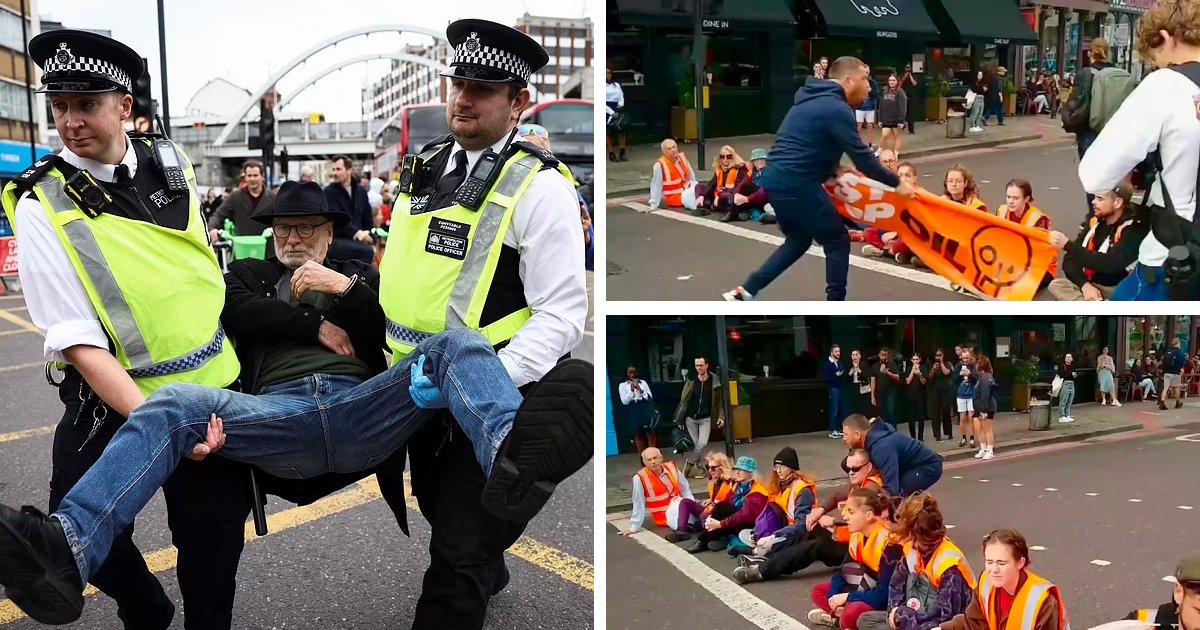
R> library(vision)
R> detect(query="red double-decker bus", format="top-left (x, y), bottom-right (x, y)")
top-left (373, 103), bottom-right (448, 178)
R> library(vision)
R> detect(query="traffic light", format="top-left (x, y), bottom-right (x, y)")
top-left (259, 97), bottom-right (275, 153)
top-left (279, 147), bottom-right (289, 179)
top-left (131, 62), bottom-right (154, 133)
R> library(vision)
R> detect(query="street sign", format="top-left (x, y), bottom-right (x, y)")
top-left (0, 236), bottom-right (18, 276)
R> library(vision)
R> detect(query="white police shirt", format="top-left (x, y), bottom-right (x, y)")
top-left (1079, 64), bottom-right (1200, 267)
top-left (440, 134), bottom-right (587, 389)
top-left (14, 137), bottom-right (140, 362)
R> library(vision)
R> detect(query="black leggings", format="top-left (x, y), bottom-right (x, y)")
top-left (760, 526), bottom-right (848, 579)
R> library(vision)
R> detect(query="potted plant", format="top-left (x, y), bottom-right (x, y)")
top-left (925, 78), bottom-right (951, 122)
top-left (1003, 79), bottom-right (1018, 117)
top-left (1011, 357), bottom-right (1041, 412)
top-left (671, 66), bottom-right (699, 141)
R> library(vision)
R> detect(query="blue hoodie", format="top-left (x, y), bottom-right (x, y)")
top-left (762, 80), bottom-right (899, 195)
top-left (864, 420), bottom-right (942, 495)
top-left (857, 76), bottom-right (880, 112)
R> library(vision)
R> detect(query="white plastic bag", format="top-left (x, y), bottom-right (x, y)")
top-left (1051, 375), bottom-right (1064, 397)
top-left (965, 89), bottom-right (977, 108)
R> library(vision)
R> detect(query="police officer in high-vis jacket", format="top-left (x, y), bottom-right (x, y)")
top-left (382, 19), bottom-right (589, 628)
top-left (0, 31), bottom-right (241, 628)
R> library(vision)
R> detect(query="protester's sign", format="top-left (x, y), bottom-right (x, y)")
top-left (0, 237), bottom-right (16, 276)
top-left (825, 173), bottom-right (1058, 300)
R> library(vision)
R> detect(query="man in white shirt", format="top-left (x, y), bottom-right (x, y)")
top-left (622, 447), bottom-right (695, 535)
top-left (1078, 0), bottom-right (1200, 300)
top-left (648, 138), bottom-right (700, 211)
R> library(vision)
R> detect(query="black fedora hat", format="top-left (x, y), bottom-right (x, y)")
top-left (253, 181), bottom-right (349, 229)
top-left (30, 29), bottom-right (144, 94)
top-left (440, 19), bottom-right (548, 86)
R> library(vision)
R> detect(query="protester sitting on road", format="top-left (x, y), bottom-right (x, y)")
top-left (943, 165), bottom-right (988, 213)
top-left (861, 152), bottom-right (916, 264)
top-left (1161, 338), bottom-right (1188, 411)
top-left (1057, 354), bottom-right (1079, 423)
top-left (688, 456), bottom-right (771, 554)
top-left (735, 449), bottom-right (883, 585)
top-left (666, 450), bottom-right (736, 543)
top-left (1123, 550), bottom-right (1200, 629)
top-left (996, 179), bottom-right (1056, 289)
top-left (696, 145), bottom-right (753, 222)
top-left (842, 413), bottom-right (943, 497)
top-left (1098, 346), bottom-right (1121, 407)
top-left (1047, 184), bottom-right (1143, 301)
top-left (626, 447), bottom-right (692, 535)
top-left (971, 356), bottom-right (999, 461)
top-left (956, 348), bottom-right (979, 449)
top-left (855, 492), bottom-right (975, 630)
top-left (935, 529), bottom-right (1069, 630)
top-left (748, 447), bottom-right (819, 556)
top-left (806, 488), bottom-right (902, 630)
top-left (648, 138), bottom-right (699, 211)
top-left (733, 148), bottom-right (777, 224)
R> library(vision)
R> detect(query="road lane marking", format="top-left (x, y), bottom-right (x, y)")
top-left (952, 475), bottom-right (962, 479)
top-left (0, 329), bottom-right (35, 337)
top-left (1176, 433), bottom-right (1200, 442)
top-left (0, 361), bottom-right (43, 374)
top-left (1091, 559), bottom-right (1111, 566)
top-left (1086, 493), bottom-right (1099, 496)
top-left (1011, 483), bottom-right (1023, 487)
top-left (607, 517), bottom-right (807, 630)
top-left (980, 479), bottom-right (990, 483)
top-left (1129, 498), bottom-right (1143, 503)
top-left (1031, 546), bottom-right (1047, 551)
top-left (1045, 488), bottom-right (1058, 491)
top-left (1179, 506), bottom-right (1194, 510)
top-left (0, 309), bottom-right (38, 334)
top-left (0, 424), bottom-right (56, 444)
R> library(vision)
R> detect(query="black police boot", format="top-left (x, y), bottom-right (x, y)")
top-left (0, 504), bottom-right (85, 625)
top-left (491, 562), bottom-right (510, 596)
top-left (481, 359), bottom-right (593, 523)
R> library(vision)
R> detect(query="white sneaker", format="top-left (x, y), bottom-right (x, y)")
top-left (1112, 400), bottom-right (1122, 407)
top-left (1058, 416), bottom-right (1075, 423)
top-left (722, 287), bottom-right (755, 301)
top-left (982, 447), bottom-right (995, 460)
top-left (807, 609), bottom-right (836, 627)
top-left (862, 244), bottom-right (885, 257)
top-left (974, 448), bottom-right (986, 459)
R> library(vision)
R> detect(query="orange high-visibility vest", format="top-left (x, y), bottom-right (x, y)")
top-left (848, 522), bottom-right (891, 573)
top-left (834, 473), bottom-right (885, 542)
top-left (773, 477), bottom-right (817, 525)
top-left (657, 154), bottom-right (694, 207)
top-left (946, 195), bottom-right (989, 214)
top-left (976, 569), bottom-right (1072, 630)
top-left (1080, 216), bottom-right (1135, 282)
top-left (998, 205), bottom-right (1056, 276)
top-left (713, 166), bottom-right (744, 189)
top-left (637, 462), bottom-right (683, 528)
top-left (903, 538), bottom-right (977, 589)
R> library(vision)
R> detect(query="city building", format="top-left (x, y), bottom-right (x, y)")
top-left (361, 42), bottom-right (450, 123)
top-left (515, 12), bottom-right (592, 101)
top-left (606, 315), bottom-right (1198, 455)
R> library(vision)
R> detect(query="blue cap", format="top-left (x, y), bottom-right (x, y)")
top-left (732, 456), bottom-right (757, 474)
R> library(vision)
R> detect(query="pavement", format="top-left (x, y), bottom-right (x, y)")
top-left (0, 272), bottom-right (596, 629)
top-left (606, 115), bottom-right (1068, 198)
top-left (606, 398), bottom-right (1175, 512)
top-left (607, 133), bottom-right (1091, 302)
top-left (606, 413), bottom-right (1200, 630)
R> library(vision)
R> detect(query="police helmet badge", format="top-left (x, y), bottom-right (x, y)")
top-left (464, 31), bottom-right (481, 54)
top-left (55, 42), bottom-right (74, 65)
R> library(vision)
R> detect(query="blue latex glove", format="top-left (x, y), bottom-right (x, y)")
top-left (409, 354), bottom-right (447, 409)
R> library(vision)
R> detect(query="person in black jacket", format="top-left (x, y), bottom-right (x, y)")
top-left (323, 155), bottom-right (376, 265)
top-left (1047, 184), bottom-right (1147, 301)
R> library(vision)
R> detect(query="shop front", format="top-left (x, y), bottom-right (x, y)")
top-left (607, 315), bottom-right (1117, 455)
top-left (1120, 316), bottom-right (1198, 369)
top-left (0, 139), bottom-right (52, 294)
top-left (1022, 0), bottom-right (1108, 77)
top-left (924, 0), bottom-right (1040, 109)
top-left (607, 0), bottom-right (797, 142)
top-left (1105, 0), bottom-right (1157, 78)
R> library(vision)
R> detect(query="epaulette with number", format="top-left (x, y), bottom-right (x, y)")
top-left (418, 133), bottom-right (455, 154)
top-left (10, 154), bottom-right (76, 195)
top-left (505, 140), bottom-right (561, 170)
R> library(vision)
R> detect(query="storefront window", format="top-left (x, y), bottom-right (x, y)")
top-left (607, 31), bottom-right (646, 86)
top-left (706, 36), bottom-right (763, 89)
top-left (724, 316), bottom-right (832, 381)
top-left (1013, 326), bottom-right (1065, 372)
top-left (1125, 316), bottom-right (1172, 367)
top-left (1073, 316), bottom-right (1099, 368)
top-left (938, 47), bottom-right (975, 85)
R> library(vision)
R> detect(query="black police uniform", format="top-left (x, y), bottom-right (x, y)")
top-left (403, 19), bottom-right (562, 629)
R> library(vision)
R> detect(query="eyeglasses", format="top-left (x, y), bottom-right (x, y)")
top-left (272, 221), bottom-right (330, 238)
top-left (719, 153), bottom-right (733, 159)
top-left (847, 464), bottom-right (866, 473)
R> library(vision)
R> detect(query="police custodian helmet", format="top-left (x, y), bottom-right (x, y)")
top-left (439, 19), bottom-right (549, 87)
top-left (29, 29), bottom-right (144, 94)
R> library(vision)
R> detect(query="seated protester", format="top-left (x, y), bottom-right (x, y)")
top-left (806, 488), bottom-right (903, 630)
top-left (942, 165), bottom-right (988, 213)
top-left (666, 450), bottom-right (736, 543)
top-left (747, 448), bottom-right (819, 555)
top-left (688, 456), bottom-right (771, 554)
top-left (626, 447), bottom-right (693, 535)
top-left (649, 138), bottom-right (700, 211)
top-left (735, 448), bottom-right (882, 584)
top-left (864, 158), bottom-right (920, 265)
top-left (937, 529), bottom-right (1069, 630)
top-left (1122, 551), bottom-right (1200, 630)
top-left (856, 492), bottom-right (975, 630)
top-left (696, 145), bottom-right (753, 222)
top-left (1047, 184), bottom-right (1145, 301)
top-left (996, 179), bottom-right (1056, 288)
top-left (734, 148), bottom-right (777, 224)
top-left (842, 413), bottom-right (943, 497)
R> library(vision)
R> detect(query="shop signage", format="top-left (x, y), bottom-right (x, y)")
top-left (994, 38), bottom-right (1011, 45)
top-left (0, 237), bottom-right (17, 277)
top-left (702, 18), bottom-right (730, 29)
top-left (851, 0), bottom-right (900, 18)
top-left (1109, 0), bottom-right (1156, 13)
top-left (876, 30), bottom-right (899, 38)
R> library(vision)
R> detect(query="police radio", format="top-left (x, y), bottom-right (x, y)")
top-left (152, 139), bottom-right (188, 192)
top-left (454, 151), bottom-right (502, 210)
top-left (63, 169), bottom-right (115, 218)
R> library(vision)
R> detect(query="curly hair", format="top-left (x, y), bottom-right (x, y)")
top-left (889, 491), bottom-right (946, 548)
top-left (1138, 0), bottom-right (1200, 57)
top-left (705, 451), bottom-right (734, 480)
top-left (944, 164), bottom-right (980, 203)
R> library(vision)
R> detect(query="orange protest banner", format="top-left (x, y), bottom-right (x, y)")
top-left (825, 173), bottom-right (1058, 300)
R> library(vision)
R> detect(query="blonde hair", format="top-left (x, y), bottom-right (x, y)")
top-left (712, 145), bottom-right (747, 171)
top-left (1138, 0), bottom-right (1200, 56)
top-left (705, 451), bottom-right (734, 480)
top-left (1090, 37), bottom-right (1110, 61)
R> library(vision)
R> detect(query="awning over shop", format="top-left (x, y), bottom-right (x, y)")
top-left (935, 0), bottom-right (1039, 45)
top-left (805, 0), bottom-right (940, 40)
top-left (611, 0), bottom-right (795, 30)
top-left (0, 140), bottom-right (51, 177)
top-left (1030, 0), bottom-right (1109, 11)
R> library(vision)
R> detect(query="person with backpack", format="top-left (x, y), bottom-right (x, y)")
top-left (1078, 1), bottom-right (1200, 301)
top-left (1065, 38), bottom-right (1136, 218)
top-left (1160, 338), bottom-right (1189, 410)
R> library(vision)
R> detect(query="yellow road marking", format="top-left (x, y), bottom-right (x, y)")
top-left (583, 330), bottom-right (594, 337)
top-left (0, 329), bottom-right (34, 337)
top-left (2, 306), bottom-right (26, 313)
top-left (0, 295), bottom-right (23, 301)
top-left (0, 309), bottom-right (37, 334)
top-left (0, 475), bottom-right (593, 623)
top-left (0, 361), bottom-right (42, 374)
top-left (0, 425), bottom-right (55, 444)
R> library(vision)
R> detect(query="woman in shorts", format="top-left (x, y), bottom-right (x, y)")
top-left (971, 356), bottom-right (999, 460)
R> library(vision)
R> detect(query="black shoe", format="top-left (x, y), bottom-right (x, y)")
top-left (1176, 400), bottom-right (1184, 409)
top-left (665, 532), bottom-right (691, 543)
top-left (686, 540), bottom-right (706, 554)
top-left (737, 212), bottom-right (750, 221)
top-left (707, 539), bottom-right (729, 552)
top-left (481, 359), bottom-right (593, 523)
top-left (608, 152), bottom-right (617, 162)
top-left (760, 213), bottom-right (777, 225)
top-left (1160, 401), bottom-right (1169, 410)
top-left (719, 212), bottom-right (736, 223)
top-left (0, 504), bottom-right (84, 625)
top-left (619, 148), bottom-right (629, 162)
top-left (958, 437), bottom-right (968, 448)
top-left (492, 562), bottom-right (511, 596)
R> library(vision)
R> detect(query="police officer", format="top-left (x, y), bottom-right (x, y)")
top-left (0, 30), bottom-right (242, 628)
top-left (1122, 551), bottom-right (1200, 630)
top-left (380, 19), bottom-right (588, 628)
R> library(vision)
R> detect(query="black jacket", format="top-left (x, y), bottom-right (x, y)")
top-left (323, 182), bottom-right (375, 240)
top-left (1062, 211), bottom-right (1147, 288)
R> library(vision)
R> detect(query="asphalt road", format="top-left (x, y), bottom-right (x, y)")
top-left (0, 274), bottom-right (595, 630)
top-left (607, 419), bottom-right (1200, 629)
top-left (607, 139), bottom-right (1090, 302)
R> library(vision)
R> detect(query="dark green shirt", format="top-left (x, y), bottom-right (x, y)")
top-left (256, 341), bottom-right (373, 392)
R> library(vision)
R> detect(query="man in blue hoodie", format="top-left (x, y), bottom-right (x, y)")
top-left (841, 413), bottom-right (941, 496)
top-left (723, 57), bottom-right (913, 302)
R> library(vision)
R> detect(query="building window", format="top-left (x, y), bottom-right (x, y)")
top-left (0, 12), bottom-right (31, 54)
top-left (708, 36), bottom-right (762, 89)
top-left (0, 80), bottom-right (30, 122)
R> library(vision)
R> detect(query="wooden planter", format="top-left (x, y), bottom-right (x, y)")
top-left (670, 106), bottom-right (697, 141)
top-left (925, 96), bottom-right (948, 122)
top-left (1012, 382), bottom-right (1031, 412)
top-left (1004, 94), bottom-right (1017, 116)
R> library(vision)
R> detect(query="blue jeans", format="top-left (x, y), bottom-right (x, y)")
top-left (52, 328), bottom-right (520, 583)
top-left (898, 459), bottom-right (942, 496)
top-left (1058, 381), bottom-right (1075, 418)
top-left (984, 101), bottom-right (1004, 124)
top-left (828, 388), bottom-right (842, 433)
top-left (1111, 264), bottom-right (1170, 301)
top-left (743, 185), bottom-right (851, 300)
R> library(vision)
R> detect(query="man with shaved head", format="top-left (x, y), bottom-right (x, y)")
top-left (624, 447), bottom-right (694, 535)
top-left (649, 138), bottom-right (700, 211)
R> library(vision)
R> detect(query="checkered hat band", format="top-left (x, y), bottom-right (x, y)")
top-left (127, 326), bottom-right (226, 379)
top-left (452, 42), bottom-right (531, 81)
top-left (387, 320), bottom-right (434, 347)
top-left (44, 54), bottom-right (131, 91)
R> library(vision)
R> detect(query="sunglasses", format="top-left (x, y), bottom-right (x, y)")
top-left (719, 153), bottom-right (733, 159)
top-left (707, 465), bottom-right (721, 470)
top-left (847, 464), bottom-right (867, 473)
